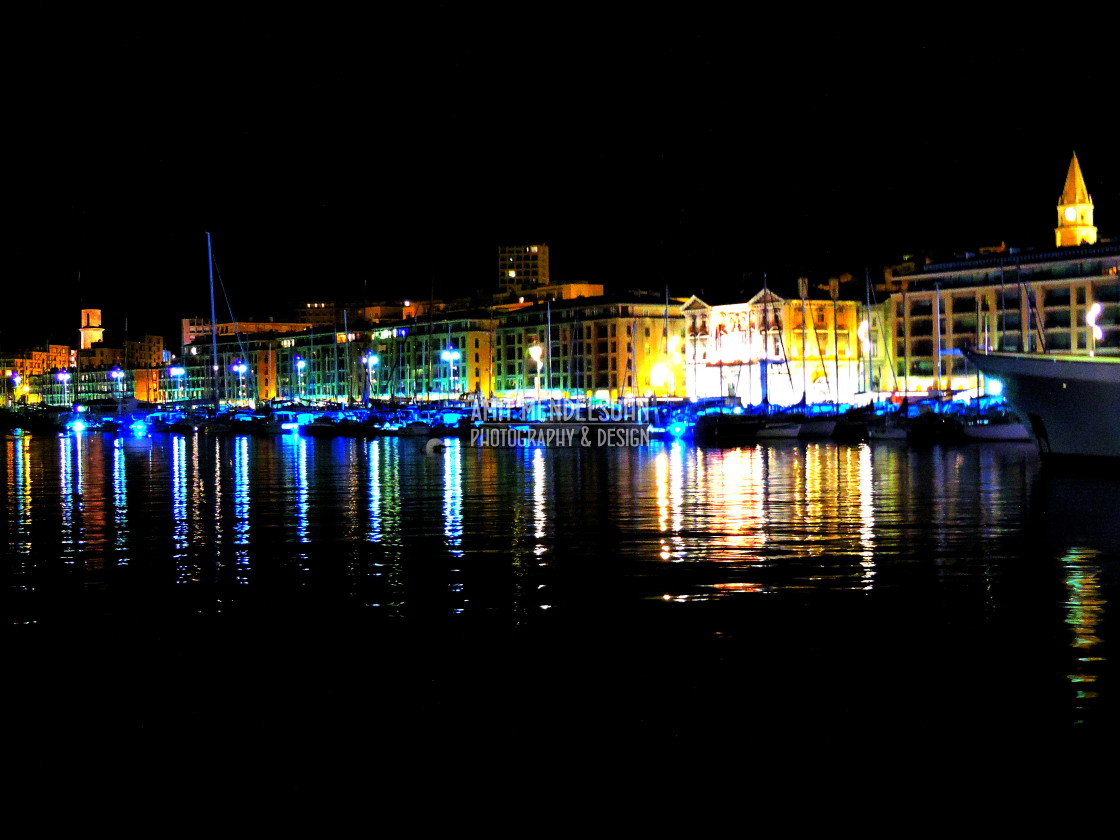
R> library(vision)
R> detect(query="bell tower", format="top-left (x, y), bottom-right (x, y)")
top-left (1055, 152), bottom-right (1096, 247)
top-left (79, 308), bottom-right (105, 349)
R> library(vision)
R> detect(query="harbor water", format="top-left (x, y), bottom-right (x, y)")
top-left (5, 430), bottom-right (1118, 804)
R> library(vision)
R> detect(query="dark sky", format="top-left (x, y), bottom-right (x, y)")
top-left (8, 13), bottom-right (1117, 351)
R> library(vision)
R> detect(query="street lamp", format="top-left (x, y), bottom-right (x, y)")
top-left (110, 367), bottom-right (125, 413)
top-left (529, 344), bottom-right (543, 407)
top-left (440, 348), bottom-right (460, 399)
top-left (1087, 302), bottom-right (1103, 356)
top-left (295, 358), bottom-right (307, 402)
top-left (231, 360), bottom-right (248, 405)
top-left (363, 353), bottom-right (379, 403)
top-left (56, 370), bottom-right (72, 407)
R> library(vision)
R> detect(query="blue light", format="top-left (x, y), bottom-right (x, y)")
top-left (669, 422), bottom-right (687, 438)
top-left (69, 420), bottom-right (87, 433)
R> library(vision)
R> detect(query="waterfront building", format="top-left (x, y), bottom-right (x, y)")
top-left (486, 291), bottom-right (686, 403)
top-left (1, 344), bottom-right (71, 404)
top-left (879, 244), bottom-right (1118, 397)
top-left (125, 334), bottom-right (167, 371)
top-left (878, 154), bottom-right (1118, 400)
top-left (180, 316), bottom-right (311, 348)
top-left (682, 282), bottom-right (873, 407)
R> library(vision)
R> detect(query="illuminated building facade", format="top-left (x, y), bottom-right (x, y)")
top-left (180, 317), bottom-right (310, 348)
top-left (682, 286), bottom-right (871, 406)
top-left (498, 244), bottom-right (550, 295)
top-left (880, 244), bottom-right (1119, 397)
top-left (488, 292), bottom-right (686, 402)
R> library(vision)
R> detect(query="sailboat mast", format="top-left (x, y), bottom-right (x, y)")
top-left (546, 300), bottom-right (552, 413)
top-left (207, 231), bottom-right (219, 410)
top-left (864, 268), bottom-right (873, 396)
top-left (799, 277), bottom-right (808, 405)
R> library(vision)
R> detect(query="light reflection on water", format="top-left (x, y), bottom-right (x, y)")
top-left (2, 431), bottom-right (1117, 734)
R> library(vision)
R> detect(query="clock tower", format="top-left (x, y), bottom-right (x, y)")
top-left (1055, 152), bottom-right (1096, 248)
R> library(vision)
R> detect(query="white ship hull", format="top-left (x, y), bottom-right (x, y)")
top-left (965, 350), bottom-right (1120, 462)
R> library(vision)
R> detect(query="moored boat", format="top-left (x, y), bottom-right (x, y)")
top-left (965, 349), bottom-right (1120, 464)
top-left (692, 411), bottom-right (763, 446)
top-left (959, 413), bottom-right (1033, 442)
top-left (755, 420), bottom-right (802, 439)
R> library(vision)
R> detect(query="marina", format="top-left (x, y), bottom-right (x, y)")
top-left (4, 427), bottom-right (1117, 799)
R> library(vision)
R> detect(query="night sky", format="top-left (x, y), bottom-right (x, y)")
top-left (8, 13), bottom-right (1117, 351)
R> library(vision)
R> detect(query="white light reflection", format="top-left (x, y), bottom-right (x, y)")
top-left (209, 442), bottom-right (224, 581)
top-left (855, 443), bottom-right (876, 587)
top-left (171, 435), bottom-right (190, 580)
top-left (532, 446), bottom-right (547, 556)
top-left (366, 438), bottom-right (382, 543)
top-left (58, 434), bottom-right (82, 563)
top-left (294, 435), bottom-right (310, 561)
top-left (112, 441), bottom-right (129, 564)
top-left (376, 439), bottom-right (401, 554)
top-left (443, 438), bottom-right (463, 558)
top-left (9, 435), bottom-right (33, 555)
top-left (232, 435), bottom-right (250, 583)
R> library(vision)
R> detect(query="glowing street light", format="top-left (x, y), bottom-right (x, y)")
top-left (231, 360), bottom-right (248, 404)
top-left (528, 344), bottom-right (543, 405)
top-left (440, 348), bottom-right (460, 398)
top-left (110, 367), bottom-right (125, 412)
top-left (363, 353), bottom-right (379, 402)
top-left (1087, 302), bottom-right (1103, 356)
top-left (295, 357), bottom-right (307, 402)
top-left (56, 370), bottom-right (72, 406)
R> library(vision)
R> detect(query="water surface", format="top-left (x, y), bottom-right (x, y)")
top-left (5, 431), bottom-right (1117, 797)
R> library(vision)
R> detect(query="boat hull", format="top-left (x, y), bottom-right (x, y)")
top-left (960, 421), bottom-right (1033, 442)
top-left (965, 350), bottom-right (1120, 461)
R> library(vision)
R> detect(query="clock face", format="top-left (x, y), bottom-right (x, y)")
top-left (1065, 206), bottom-right (1077, 222)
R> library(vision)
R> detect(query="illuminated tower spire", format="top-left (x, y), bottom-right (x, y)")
top-left (1055, 152), bottom-right (1096, 247)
